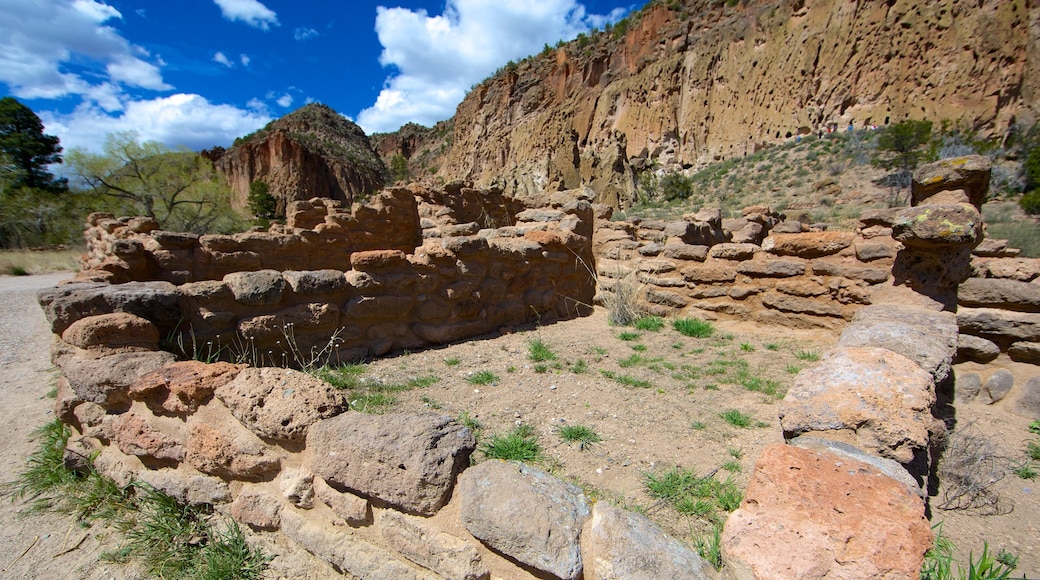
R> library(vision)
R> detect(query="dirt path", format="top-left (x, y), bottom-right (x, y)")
top-left (0, 272), bottom-right (139, 579)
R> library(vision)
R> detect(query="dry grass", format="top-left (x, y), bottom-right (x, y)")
top-left (0, 248), bottom-right (82, 275)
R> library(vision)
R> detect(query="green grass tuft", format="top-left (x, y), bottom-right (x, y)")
top-left (481, 424), bottom-right (542, 462)
top-left (467, 370), bottom-right (499, 385)
top-left (673, 318), bottom-right (715, 338)
top-left (634, 316), bottom-right (665, 331)
top-left (528, 338), bottom-right (557, 362)
top-left (720, 409), bottom-right (754, 428)
top-left (557, 424), bottom-right (602, 450)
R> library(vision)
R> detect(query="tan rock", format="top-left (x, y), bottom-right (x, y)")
top-left (231, 488), bottom-right (283, 531)
top-left (61, 312), bottom-right (159, 352)
top-left (379, 510), bottom-right (489, 580)
top-left (185, 417), bottom-right (281, 480)
top-left (109, 412), bottom-right (184, 463)
top-left (313, 476), bottom-right (370, 524)
top-left (722, 443), bottom-right (932, 579)
top-left (762, 232), bottom-right (853, 258)
top-left (911, 155), bottom-right (991, 208)
top-left (215, 367), bottom-right (349, 442)
top-left (779, 347), bottom-right (935, 467)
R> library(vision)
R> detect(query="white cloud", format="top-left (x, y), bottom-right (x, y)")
top-left (213, 51), bottom-right (233, 67)
top-left (240, 54), bottom-right (251, 66)
top-left (294, 27), bottom-right (318, 41)
top-left (0, 0), bottom-right (171, 104)
top-left (41, 93), bottom-right (272, 153)
top-left (356, 0), bottom-right (625, 133)
top-left (212, 0), bottom-right (279, 30)
top-left (276, 93), bottom-right (293, 108)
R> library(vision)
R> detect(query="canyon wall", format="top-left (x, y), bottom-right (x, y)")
top-left (379, 0), bottom-right (1036, 206)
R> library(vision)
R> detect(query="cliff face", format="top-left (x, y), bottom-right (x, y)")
top-left (390, 0), bottom-right (1035, 207)
top-left (215, 104), bottom-right (387, 215)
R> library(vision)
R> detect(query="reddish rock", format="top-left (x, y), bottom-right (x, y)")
top-left (708, 243), bottom-right (758, 260)
top-left (185, 418), bottom-right (281, 480)
top-left (736, 259), bottom-right (806, 278)
top-left (57, 347), bottom-right (178, 409)
top-left (722, 443), bottom-right (932, 579)
top-left (109, 413), bottom-right (184, 463)
top-left (681, 263), bottom-right (737, 283)
top-left (762, 232), bottom-right (854, 257)
top-left (350, 249), bottom-right (409, 271)
top-left (129, 361), bottom-right (245, 414)
top-left (911, 155), bottom-right (990, 208)
top-left (60, 312), bottom-right (160, 352)
top-left (231, 488), bottom-right (283, 531)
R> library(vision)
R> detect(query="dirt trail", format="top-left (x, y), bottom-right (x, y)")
top-left (0, 272), bottom-right (138, 579)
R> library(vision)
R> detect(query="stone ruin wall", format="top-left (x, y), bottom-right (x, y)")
top-left (72, 184), bottom-right (595, 363)
top-left (35, 156), bottom-right (1040, 578)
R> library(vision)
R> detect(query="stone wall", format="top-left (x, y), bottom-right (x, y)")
top-left (66, 185), bottom-right (595, 363)
top-left (36, 156), bottom-right (1034, 578)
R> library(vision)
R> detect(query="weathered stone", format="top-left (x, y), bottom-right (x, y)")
top-left (809, 259), bottom-right (890, 283)
top-left (681, 263), bottom-right (736, 283)
top-left (854, 241), bottom-right (898, 262)
top-left (973, 238), bottom-right (1020, 258)
top-left (109, 412), bottom-right (184, 462)
top-left (282, 269), bottom-right (347, 295)
top-left (708, 243), bottom-right (758, 260)
top-left (581, 502), bottom-right (711, 580)
top-left (911, 155), bottom-right (990, 208)
top-left (63, 436), bottom-right (101, 477)
top-left (380, 510), bottom-right (489, 580)
top-left (231, 488), bottom-right (283, 531)
top-left (761, 292), bottom-right (843, 317)
top-left (1009, 341), bottom-right (1040, 364)
top-left (60, 312), bottom-right (159, 352)
top-left (736, 259), bottom-right (806, 278)
top-left (776, 279), bottom-right (828, 297)
top-left (223, 270), bottom-right (286, 305)
top-left (959, 277), bottom-right (1040, 312)
top-left (980, 370), bottom-right (1015, 404)
top-left (957, 307), bottom-right (1040, 343)
top-left (1011, 376), bottom-right (1040, 419)
top-left (38, 281), bottom-right (181, 335)
top-left (779, 347), bottom-right (935, 467)
top-left (838, 304), bottom-right (958, 382)
top-left (280, 509), bottom-right (437, 579)
top-left (215, 367), bottom-right (349, 442)
top-left (459, 460), bottom-right (589, 580)
top-left (955, 372), bottom-right (982, 403)
top-left (645, 289), bottom-right (689, 308)
top-left (762, 232), bottom-right (853, 257)
top-left (722, 444), bottom-right (932, 579)
top-left (343, 295), bottom-right (414, 319)
top-left (637, 242), bottom-right (664, 256)
top-left (59, 348), bottom-right (178, 409)
top-left (237, 302), bottom-right (340, 343)
top-left (308, 412), bottom-right (474, 516)
top-left (661, 242), bottom-right (708, 261)
top-left (771, 220), bottom-right (806, 233)
top-left (636, 259), bottom-right (676, 274)
top-left (980, 258), bottom-right (1040, 281)
top-left (790, 436), bottom-right (923, 497)
top-left (129, 361), bottom-right (245, 414)
top-left (280, 467), bottom-right (315, 509)
top-left (185, 416), bottom-right (281, 479)
top-left (956, 334), bottom-right (1001, 363)
top-left (892, 204), bottom-right (982, 248)
top-left (313, 476), bottom-right (369, 524)
top-left (350, 249), bottom-right (409, 271)
top-left (135, 467), bottom-right (231, 505)
top-left (730, 222), bottom-right (764, 245)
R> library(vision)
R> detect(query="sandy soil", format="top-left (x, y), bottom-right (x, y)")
top-left (0, 272), bottom-right (1037, 578)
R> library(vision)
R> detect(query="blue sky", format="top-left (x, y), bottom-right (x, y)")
top-left (0, 0), bottom-right (631, 154)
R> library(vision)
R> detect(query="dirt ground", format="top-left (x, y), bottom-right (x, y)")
top-left (0, 273), bottom-right (1037, 578)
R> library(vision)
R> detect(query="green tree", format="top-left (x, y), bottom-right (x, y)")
top-left (389, 154), bottom-right (409, 183)
top-left (247, 180), bottom-right (277, 220)
top-left (67, 131), bottom-right (244, 234)
top-left (873, 119), bottom-right (932, 205)
top-left (0, 97), bottom-right (67, 193)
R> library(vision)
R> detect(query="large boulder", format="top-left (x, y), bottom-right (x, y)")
top-left (779, 347), bottom-right (935, 470)
top-left (911, 155), bottom-right (991, 208)
top-left (581, 502), bottom-right (711, 580)
top-left (57, 347), bottom-right (178, 409)
top-left (722, 443), bottom-right (932, 578)
top-left (459, 460), bottom-right (590, 580)
top-left (307, 412), bottom-right (474, 516)
top-left (892, 204), bottom-right (982, 248)
top-left (215, 367), bottom-right (349, 442)
top-left (60, 312), bottom-right (160, 352)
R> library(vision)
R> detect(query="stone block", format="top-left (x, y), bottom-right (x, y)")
top-left (308, 412), bottom-right (474, 516)
top-left (109, 412), bottom-right (184, 463)
top-left (959, 277), bottom-right (1040, 312)
top-left (380, 510), bottom-right (489, 580)
top-left (313, 477), bottom-right (370, 524)
top-left (661, 242), bottom-right (708, 261)
top-left (1009, 341), bottom-right (1040, 364)
top-left (708, 243), bottom-right (758, 260)
top-left (957, 308), bottom-right (1040, 343)
top-left (762, 232), bottom-right (853, 257)
top-left (223, 270), bottom-right (286, 305)
top-left (231, 488), bottom-right (283, 531)
top-left (809, 259), bottom-right (890, 283)
top-left (980, 370), bottom-right (1015, 404)
top-left (215, 367), bottom-right (349, 442)
top-left (38, 281), bottom-right (181, 335)
top-left (722, 444), bottom-right (932, 579)
top-left (911, 155), bottom-right (990, 208)
top-left (779, 347), bottom-right (935, 468)
top-left (581, 502), bottom-right (710, 580)
top-left (761, 292), bottom-right (843, 317)
top-left (350, 249), bottom-right (409, 271)
top-left (956, 334), bottom-right (1001, 363)
top-left (282, 269), bottom-right (347, 295)
top-left (61, 312), bottom-right (159, 352)
top-left (59, 348), bottom-right (178, 409)
top-left (736, 259), bottom-right (806, 278)
top-left (185, 415), bottom-right (281, 479)
top-left (129, 361), bottom-right (245, 415)
top-left (955, 371), bottom-right (982, 403)
top-left (459, 460), bottom-right (589, 580)
top-left (838, 304), bottom-right (958, 382)
top-left (681, 263), bottom-right (736, 283)
top-left (892, 204), bottom-right (982, 248)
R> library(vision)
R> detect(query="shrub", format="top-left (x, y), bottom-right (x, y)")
top-left (660, 172), bottom-right (694, 200)
top-left (1019, 191), bottom-right (1040, 215)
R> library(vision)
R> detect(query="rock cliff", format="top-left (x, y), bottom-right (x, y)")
top-left (215, 103), bottom-right (387, 216)
top-left (377, 0), bottom-right (1036, 208)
